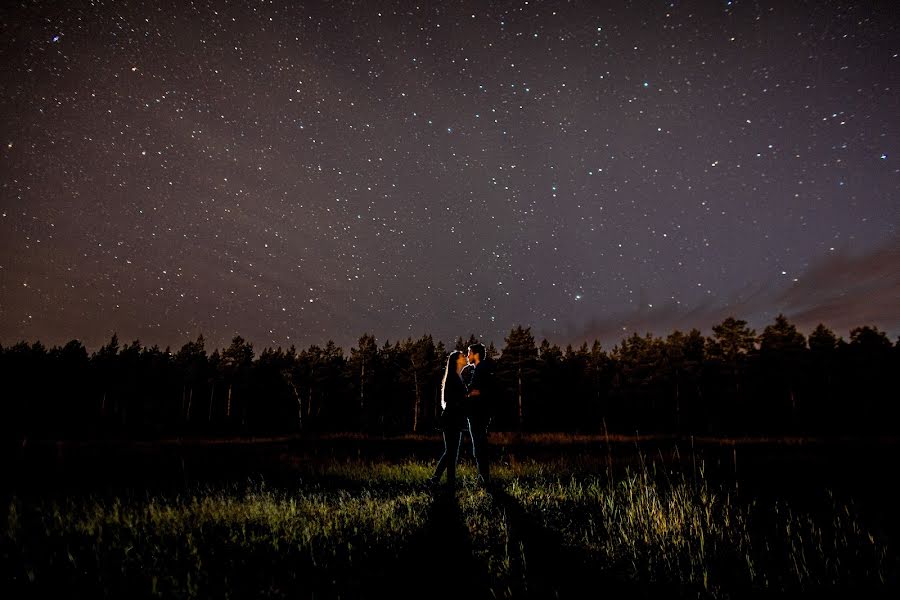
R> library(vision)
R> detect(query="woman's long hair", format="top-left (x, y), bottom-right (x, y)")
top-left (441, 350), bottom-right (463, 407)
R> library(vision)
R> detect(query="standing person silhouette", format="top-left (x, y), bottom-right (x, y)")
top-left (428, 350), bottom-right (468, 490)
top-left (465, 343), bottom-right (494, 486)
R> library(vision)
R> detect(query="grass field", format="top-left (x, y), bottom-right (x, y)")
top-left (2, 434), bottom-right (898, 598)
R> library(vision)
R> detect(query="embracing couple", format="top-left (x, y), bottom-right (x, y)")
top-left (428, 343), bottom-right (495, 490)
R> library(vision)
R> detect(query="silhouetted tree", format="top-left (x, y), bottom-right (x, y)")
top-left (399, 335), bottom-right (437, 432)
top-left (49, 339), bottom-right (91, 436)
top-left (3, 316), bottom-right (897, 439)
top-left (349, 334), bottom-right (378, 423)
top-left (5, 341), bottom-right (48, 439)
top-left (94, 334), bottom-right (121, 422)
top-left (611, 332), bottom-right (667, 431)
top-left (559, 343), bottom-right (589, 431)
top-left (707, 317), bottom-right (757, 431)
top-left (254, 346), bottom-right (301, 433)
top-left (175, 335), bottom-right (208, 427)
top-left (845, 326), bottom-right (893, 430)
top-left (118, 339), bottom-right (143, 430)
top-left (207, 350), bottom-right (222, 427)
top-left (535, 339), bottom-right (564, 430)
top-left (664, 330), bottom-right (702, 430)
top-left (760, 315), bottom-right (807, 427)
top-left (498, 326), bottom-right (539, 429)
top-left (709, 317), bottom-right (757, 365)
top-left (148, 343), bottom-right (180, 435)
top-left (376, 340), bottom-right (402, 432)
top-left (808, 324), bottom-right (839, 430)
top-left (279, 345), bottom-right (304, 431)
top-left (585, 340), bottom-right (613, 432)
top-left (679, 328), bottom-right (706, 430)
top-left (222, 336), bottom-right (254, 430)
top-left (316, 341), bottom-right (347, 430)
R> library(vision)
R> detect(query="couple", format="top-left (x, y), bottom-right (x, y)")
top-left (428, 343), bottom-right (494, 490)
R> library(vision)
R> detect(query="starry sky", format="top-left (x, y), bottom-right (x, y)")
top-left (1, 0), bottom-right (898, 353)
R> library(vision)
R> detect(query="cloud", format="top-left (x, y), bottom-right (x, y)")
top-left (557, 237), bottom-right (900, 348)
top-left (773, 238), bottom-right (900, 337)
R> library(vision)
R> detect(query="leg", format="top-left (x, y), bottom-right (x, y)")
top-left (433, 430), bottom-right (452, 480)
top-left (468, 417), bottom-right (490, 483)
top-left (445, 431), bottom-right (462, 486)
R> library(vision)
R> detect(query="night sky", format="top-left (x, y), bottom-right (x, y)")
top-left (1, 1), bottom-right (898, 354)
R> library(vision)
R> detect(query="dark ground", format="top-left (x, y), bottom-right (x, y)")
top-left (3, 433), bottom-right (898, 598)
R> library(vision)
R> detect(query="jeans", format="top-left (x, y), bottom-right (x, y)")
top-left (433, 430), bottom-right (463, 485)
top-left (467, 416), bottom-right (491, 482)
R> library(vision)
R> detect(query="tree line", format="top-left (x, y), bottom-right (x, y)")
top-left (1, 314), bottom-right (897, 440)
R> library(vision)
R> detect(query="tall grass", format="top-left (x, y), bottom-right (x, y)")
top-left (2, 454), bottom-right (895, 597)
top-left (488, 451), bottom-right (893, 595)
top-left (4, 477), bottom-right (430, 597)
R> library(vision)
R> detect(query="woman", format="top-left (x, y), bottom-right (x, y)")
top-left (428, 350), bottom-right (469, 489)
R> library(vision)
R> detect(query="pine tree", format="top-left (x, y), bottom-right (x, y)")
top-left (349, 333), bottom-right (378, 416)
top-left (759, 314), bottom-right (807, 415)
top-left (499, 325), bottom-right (539, 429)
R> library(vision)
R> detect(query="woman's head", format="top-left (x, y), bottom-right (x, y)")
top-left (446, 350), bottom-right (466, 373)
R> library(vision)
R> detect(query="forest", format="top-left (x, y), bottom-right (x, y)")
top-left (2, 314), bottom-right (897, 440)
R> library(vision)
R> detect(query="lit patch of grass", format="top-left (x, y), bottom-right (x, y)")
top-left (503, 455), bottom-right (891, 595)
top-left (4, 481), bottom-right (430, 597)
top-left (2, 453), bottom-right (895, 597)
top-left (457, 484), bottom-right (516, 595)
top-left (296, 458), bottom-right (435, 487)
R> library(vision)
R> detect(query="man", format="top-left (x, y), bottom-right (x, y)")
top-left (465, 342), bottom-right (494, 485)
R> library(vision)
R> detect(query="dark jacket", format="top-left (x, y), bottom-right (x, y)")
top-left (466, 358), bottom-right (495, 419)
top-left (439, 370), bottom-right (468, 431)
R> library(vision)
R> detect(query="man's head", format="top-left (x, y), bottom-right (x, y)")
top-left (467, 343), bottom-right (486, 365)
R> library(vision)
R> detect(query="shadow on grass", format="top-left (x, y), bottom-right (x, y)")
top-left (484, 482), bottom-right (677, 599)
top-left (384, 487), bottom-right (493, 600)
